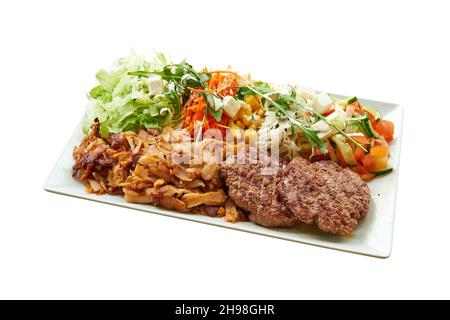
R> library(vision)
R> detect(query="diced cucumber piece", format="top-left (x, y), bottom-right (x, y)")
top-left (331, 134), bottom-right (357, 166)
top-left (347, 96), bottom-right (358, 104)
top-left (371, 168), bottom-right (393, 176)
top-left (367, 119), bottom-right (381, 138)
top-left (336, 96), bottom-right (357, 107)
top-left (362, 105), bottom-right (381, 121)
top-left (356, 115), bottom-right (380, 138)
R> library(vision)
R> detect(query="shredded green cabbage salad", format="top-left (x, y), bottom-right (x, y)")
top-left (83, 52), bottom-right (182, 137)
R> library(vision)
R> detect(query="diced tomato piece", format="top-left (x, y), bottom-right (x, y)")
top-left (354, 146), bottom-right (366, 164)
top-left (373, 121), bottom-right (384, 136)
top-left (361, 154), bottom-right (376, 171)
top-left (365, 111), bottom-right (378, 127)
top-left (351, 165), bottom-right (369, 175)
top-left (379, 119), bottom-right (394, 142)
top-left (309, 144), bottom-right (332, 162)
top-left (363, 110), bottom-right (395, 143)
top-left (351, 164), bottom-right (375, 180)
top-left (346, 104), bottom-right (356, 117)
top-left (322, 107), bottom-right (335, 117)
top-left (348, 101), bottom-right (360, 110)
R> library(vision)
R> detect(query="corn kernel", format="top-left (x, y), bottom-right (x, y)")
top-left (240, 101), bottom-right (252, 112)
top-left (235, 120), bottom-right (245, 129)
top-left (241, 115), bottom-right (252, 126)
top-left (245, 95), bottom-right (260, 111)
top-left (237, 107), bottom-right (251, 118)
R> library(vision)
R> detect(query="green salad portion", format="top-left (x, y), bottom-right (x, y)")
top-left (83, 52), bottom-right (182, 137)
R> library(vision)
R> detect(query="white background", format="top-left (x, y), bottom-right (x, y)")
top-left (0, 0), bottom-right (449, 299)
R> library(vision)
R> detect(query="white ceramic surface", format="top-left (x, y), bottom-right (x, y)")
top-left (44, 96), bottom-right (403, 258)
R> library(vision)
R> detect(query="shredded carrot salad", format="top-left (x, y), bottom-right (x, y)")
top-left (182, 69), bottom-right (239, 136)
top-left (208, 70), bottom-right (240, 96)
top-left (182, 93), bottom-right (227, 136)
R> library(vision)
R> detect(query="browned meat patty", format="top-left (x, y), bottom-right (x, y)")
top-left (220, 154), bottom-right (300, 228)
top-left (277, 157), bottom-right (370, 235)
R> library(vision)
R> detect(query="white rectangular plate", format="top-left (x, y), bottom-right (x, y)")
top-left (45, 96), bottom-right (403, 258)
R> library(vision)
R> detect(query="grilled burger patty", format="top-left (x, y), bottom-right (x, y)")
top-left (277, 157), bottom-right (371, 235)
top-left (220, 155), bottom-right (300, 228)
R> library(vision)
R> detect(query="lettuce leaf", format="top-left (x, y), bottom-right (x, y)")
top-left (89, 85), bottom-right (112, 103)
top-left (82, 52), bottom-right (180, 136)
top-left (95, 69), bottom-right (121, 93)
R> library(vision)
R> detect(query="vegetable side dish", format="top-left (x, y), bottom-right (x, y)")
top-left (73, 52), bottom-right (395, 235)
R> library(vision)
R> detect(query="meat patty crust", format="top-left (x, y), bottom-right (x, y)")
top-left (220, 154), bottom-right (299, 228)
top-left (277, 157), bottom-right (370, 235)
